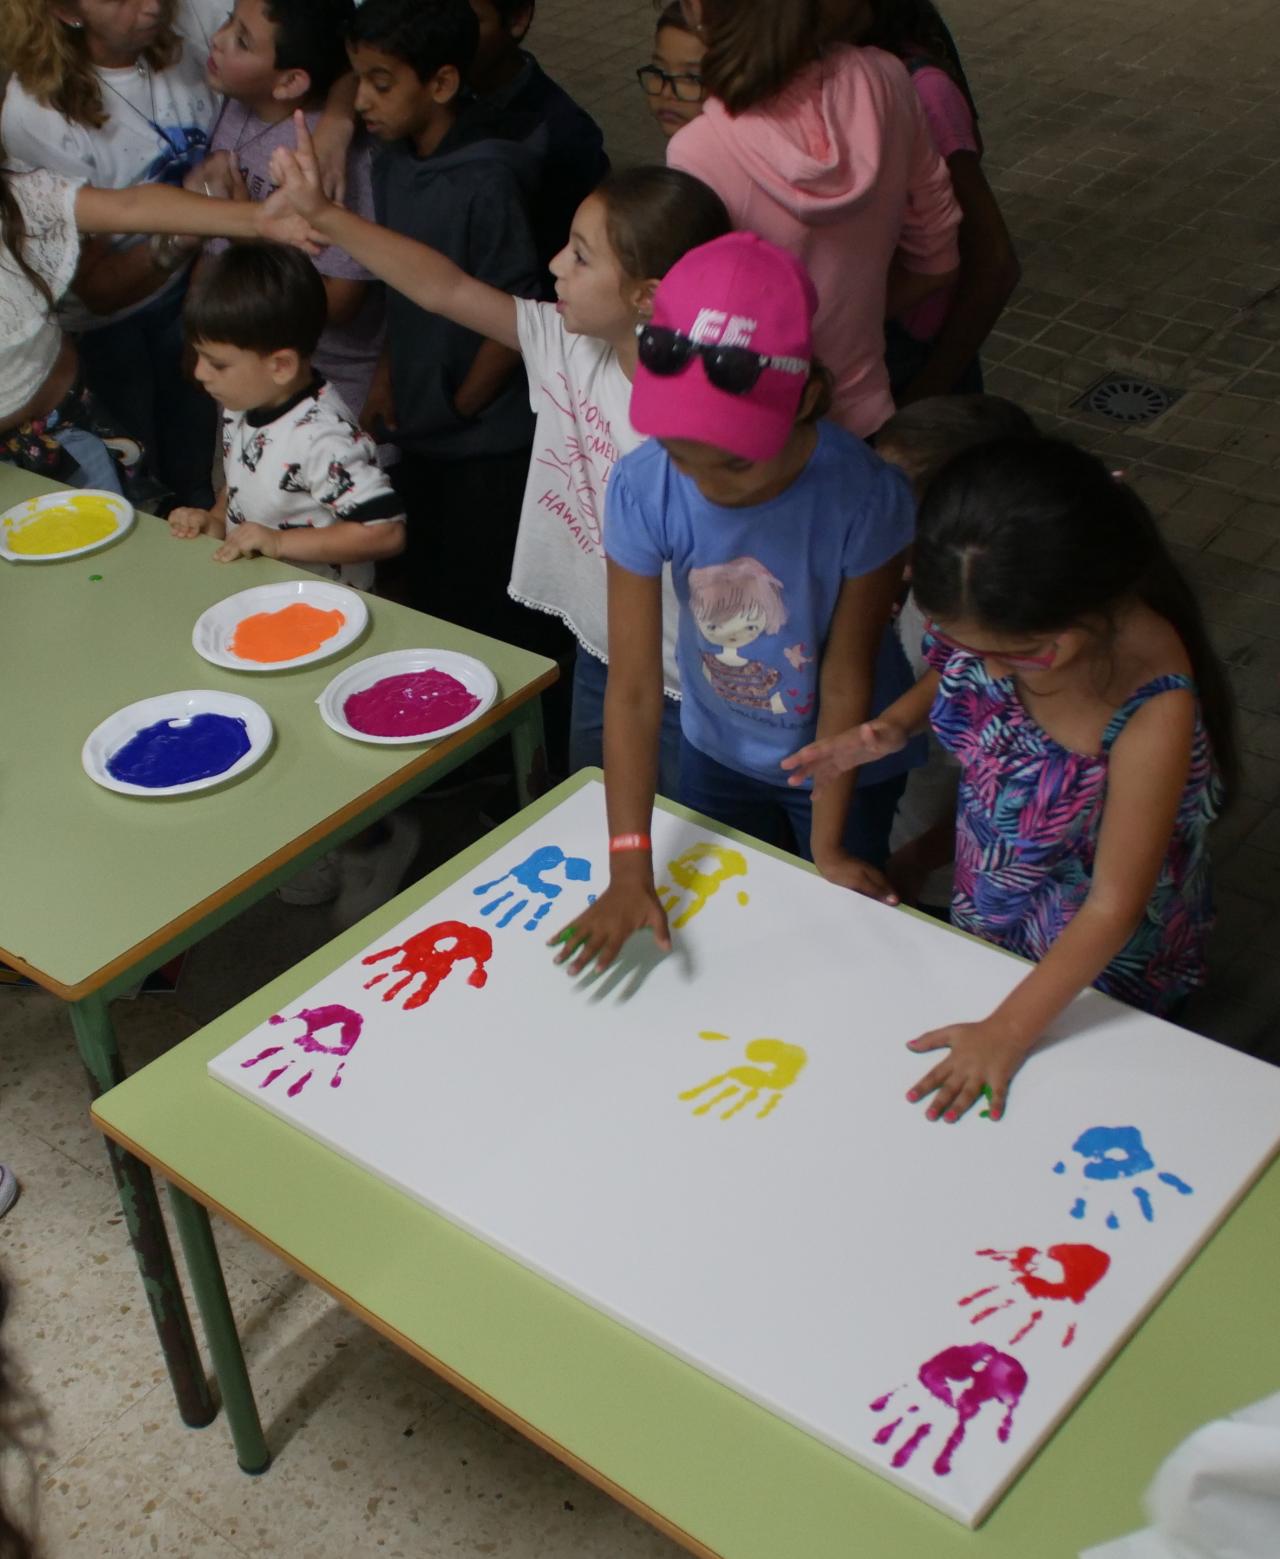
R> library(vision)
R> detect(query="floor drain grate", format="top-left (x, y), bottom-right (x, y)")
top-left (1072, 374), bottom-right (1184, 425)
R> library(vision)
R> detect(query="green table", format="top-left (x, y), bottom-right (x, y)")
top-left (0, 467), bottom-right (555, 1433)
top-left (90, 772), bottom-right (1280, 1556)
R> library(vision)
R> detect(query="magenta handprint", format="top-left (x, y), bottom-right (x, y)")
top-left (958, 1243), bottom-right (1110, 1348)
top-left (362, 919), bottom-right (493, 1010)
top-left (1054, 1124), bottom-right (1195, 1228)
top-left (241, 1003), bottom-right (363, 1096)
top-left (871, 1344), bottom-right (1028, 1477)
top-left (473, 844), bottom-right (593, 932)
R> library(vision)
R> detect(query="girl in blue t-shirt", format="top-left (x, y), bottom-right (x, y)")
top-left (554, 232), bottom-right (919, 973)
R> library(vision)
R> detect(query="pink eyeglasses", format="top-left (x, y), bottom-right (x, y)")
top-left (924, 617), bottom-right (1059, 671)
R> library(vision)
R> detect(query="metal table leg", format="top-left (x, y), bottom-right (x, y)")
top-left (511, 699), bottom-right (548, 807)
top-left (69, 994), bottom-right (216, 1429)
top-left (168, 1186), bottom-right (270, 1473)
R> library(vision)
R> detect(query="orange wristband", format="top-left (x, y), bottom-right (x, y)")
top-left (609, 833), bottom-right (652, 854)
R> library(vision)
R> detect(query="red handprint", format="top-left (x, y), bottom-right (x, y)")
top-left (871, 1343), bottom-right (1028, 1477)
top-left (241, 1003), bottom-right (363, 1096)
top-left (362, 919), bottom-right (493, 1010)
top-left (958, 1243), bottom-right (1111, 1348)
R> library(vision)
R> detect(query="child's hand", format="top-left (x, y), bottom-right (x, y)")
top-left (269, 113), bottom-right (333, 224)
top-left (168, 506), bottom-right (212, 539)
top-left (781, 719), bottom-right (908, 790)
top-left (905, 1017), bottom-right (1034, 1123)
top-left (549, 868), bottom-right (671, 976)
top-left (814, 848), bottom-right (900, 905)
top-left (213, 522), bottom-right (281, 563)
top-left (255, 188), bottom-right (326, 256)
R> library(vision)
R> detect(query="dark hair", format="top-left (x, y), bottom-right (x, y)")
top-left (656, 1), bottom-right (696, 34)
top-left (346, 0), bottom-right (479, 83)
top-left (264, 0), bottom-right (356, 100)
top-left (489, 0), bottom-right (535, 26)
top-left (0, 1276), bottom-right (39, 1559)
top-left (184, 243), bottom-right (327, 356)
top-left (857, 0), bottom-right (981, 147)
top-left (596, 166), bottom-right (730, 282)
top-left (0, 161), bottom-right (55, 314)
top-left (912, 436), bottom-right (1241, 800)
top-left (695, 0), bottom-right (827, 115)
top-left (876, 395), bottom-right (1036, 491)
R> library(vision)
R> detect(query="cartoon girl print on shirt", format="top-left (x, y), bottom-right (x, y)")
top-left (689, 557), bottom-right (791, 715)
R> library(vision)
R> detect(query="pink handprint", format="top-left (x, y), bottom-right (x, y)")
top-left (958, 1242), bottom-right (1111, 1348)
top-left (870, 1343), bottom-right (1028, 1476)
top-left (362, 919), bottom-right (493, 1010)
top-left (241, 1003), bottom-right (363, 1096)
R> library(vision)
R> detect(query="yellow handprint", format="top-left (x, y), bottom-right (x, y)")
top-left (680, 1038), bottom-right (808, 1121)
top-left (657, 842), bottom-right (749, 930)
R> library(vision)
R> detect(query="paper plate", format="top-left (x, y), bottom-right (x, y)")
top-left (82, 690), bottom-right (274, 798)
top-left (317, 649), bottom-right (498, 746)
top-left (192, 579), bottom-right (368, 671)
top-left (0, 489), bottom-right (134, 563)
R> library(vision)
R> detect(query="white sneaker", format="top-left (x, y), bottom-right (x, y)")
top-left (277, 852), bottom-right (341, 906)
top-left (332, 813), bottom-right (422, 928)
top-left (0, 1164), bottom-right (18, 1219)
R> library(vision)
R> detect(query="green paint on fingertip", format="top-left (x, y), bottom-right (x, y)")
top-left (555, 927), bottom-right (577, 946)
top-left (979, 1085), bottom-right (996, 1120)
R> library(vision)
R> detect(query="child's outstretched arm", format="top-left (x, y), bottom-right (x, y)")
top-left (550, 560), bottom-right (672, 976)
top-left (809, 559), bottom-right (908, 904)
top-left (908, 687), bottom-right (1197, 1124)
top-left (268, 113), bottom-right (520, 353)
top-left (782, 670), bottom-right (937, 789)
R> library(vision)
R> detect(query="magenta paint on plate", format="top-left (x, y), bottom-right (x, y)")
top-left (343, 670), bottom-right (481, 737)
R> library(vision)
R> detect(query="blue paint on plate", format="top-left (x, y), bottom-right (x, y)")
top-left (106, 713), bottom-right (251, 788)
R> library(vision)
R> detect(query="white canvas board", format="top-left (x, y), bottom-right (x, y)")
top-left (209, 780), bottom-right (1280, 1526)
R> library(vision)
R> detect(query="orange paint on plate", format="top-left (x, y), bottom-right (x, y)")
top-left (230, 602), bottom-right (345, 663)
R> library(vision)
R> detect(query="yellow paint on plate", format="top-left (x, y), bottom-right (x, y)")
top-left (7, 496), bottom-right (119, 556)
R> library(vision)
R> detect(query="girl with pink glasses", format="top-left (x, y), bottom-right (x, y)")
top-left (784, 439), bottom-right (1237, 1125)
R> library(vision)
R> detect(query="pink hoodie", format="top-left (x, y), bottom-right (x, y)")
top-left (668, 45), bottom-right (961, 438)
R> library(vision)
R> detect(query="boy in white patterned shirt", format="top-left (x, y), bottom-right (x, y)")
top-left (169, 242), bottom-right (404, 587)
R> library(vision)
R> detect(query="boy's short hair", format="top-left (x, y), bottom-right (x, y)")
top-left (185, 243), bottom-right (328, 357)
top-left (266, 0), bottom-right (357, 100)
top-left (489, 0), bottom-right (534, 25)
top-left (347, 0), bottom-right (480, 83)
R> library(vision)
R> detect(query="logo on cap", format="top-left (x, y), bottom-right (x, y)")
top-left (689, 309), bottom-right (760, 349)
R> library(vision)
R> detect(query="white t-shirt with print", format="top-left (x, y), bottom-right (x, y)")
top-left (0, 169), bottom-right (84, 420)
top-left (221, 379), bottom-right (405, 591)
top-left (510, 297), bottom-right (681, 698)
top-left (0, 0), bottom-right (224, 331)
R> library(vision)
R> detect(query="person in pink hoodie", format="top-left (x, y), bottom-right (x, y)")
top-left (668, 0), bottom-right (962, 438)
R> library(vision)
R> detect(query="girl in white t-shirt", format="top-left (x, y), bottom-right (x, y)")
top-left (0, 155), bottom-right (322, 486)
top-left (2, 1), bottom-right (351, 511)
top-left (270, 113), bottom-right (731, 794)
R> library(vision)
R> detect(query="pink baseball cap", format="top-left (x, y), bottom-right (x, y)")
top-left (630, 232), bottom-right (819, 463)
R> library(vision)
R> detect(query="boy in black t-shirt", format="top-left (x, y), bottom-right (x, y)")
top-left (466, 1), bottom-right (610, 294)
top-left (346, 0), bottom-right (540, 636)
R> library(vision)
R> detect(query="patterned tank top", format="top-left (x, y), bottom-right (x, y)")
top-left (925, 642), bottom-right (1222, 1014)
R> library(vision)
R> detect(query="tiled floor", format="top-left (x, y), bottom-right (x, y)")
top-left (4, 1), bottom-right (1279, 1553)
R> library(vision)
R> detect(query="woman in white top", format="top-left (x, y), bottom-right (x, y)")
top-left (2, 0), bottom-right (350, 510)
top-left (0, 157), bottom-right (318, 483)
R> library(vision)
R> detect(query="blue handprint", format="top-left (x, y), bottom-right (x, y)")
top-left (473, 845), bottom-right (594, 932)
top-left (1054, 1125), bottom-right (1194, 1228)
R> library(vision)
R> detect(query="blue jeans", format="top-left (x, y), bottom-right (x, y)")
top-left (76, 277), bottom-right (216, 509)
top-left (678, 737), bottom-right (907, 869)
top-left (56, 427), bottom-right (124, 494)
top-left (884, 317), bottom-right (985, 403)
top-left (569, 645), bottom-right (683, 800)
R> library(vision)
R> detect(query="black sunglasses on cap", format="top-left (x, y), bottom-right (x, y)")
top-left (635, 323), bottom-right (810, 396)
